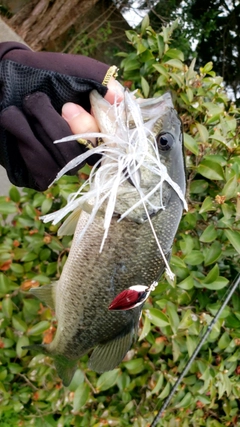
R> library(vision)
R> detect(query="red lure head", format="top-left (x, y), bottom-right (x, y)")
top-left (108, 286), bottom-right (149, 311)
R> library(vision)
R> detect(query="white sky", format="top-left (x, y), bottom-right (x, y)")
top-left (121, 3), bottom-right (147, 27)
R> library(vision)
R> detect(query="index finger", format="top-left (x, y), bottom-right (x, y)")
top-left (104, 77), bottom-right (124, 104)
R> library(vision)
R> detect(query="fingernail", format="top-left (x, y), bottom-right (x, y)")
top-left (62, 103), bottom-right (84, 120)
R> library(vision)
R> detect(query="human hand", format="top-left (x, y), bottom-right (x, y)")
top-left (0, 42), bottom-right (120, 191)
top-left (62, 77), bottom-right (123, 145)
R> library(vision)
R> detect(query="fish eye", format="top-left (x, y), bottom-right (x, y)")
top-left (156, 132), bottom-right (174, 151)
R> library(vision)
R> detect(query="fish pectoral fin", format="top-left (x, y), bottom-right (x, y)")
top-left (58, 207), bottom-right (82, 236)
top-left (30, 282), bottom-right (57, 309)
top-left (58, 202), bottom-right (100, 236)
top-left (54, 355), bottom-right (78, 387)
top-left (88, 327), bottom-right (135, 373)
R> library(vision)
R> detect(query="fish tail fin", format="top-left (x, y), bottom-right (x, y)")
top-left (54, 355), bottom-right (78, 387)
top-left (88, 323), bottom-right (136, 373)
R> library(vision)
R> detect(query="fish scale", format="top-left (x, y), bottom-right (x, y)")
top-left (24, 89), bottom-right (186, 386)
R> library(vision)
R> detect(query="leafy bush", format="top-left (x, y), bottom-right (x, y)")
top-left (0, 18), bottom-right (240, 426)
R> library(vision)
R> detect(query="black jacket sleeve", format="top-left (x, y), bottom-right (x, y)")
top-left (0, 42), bottom-right (110, 190)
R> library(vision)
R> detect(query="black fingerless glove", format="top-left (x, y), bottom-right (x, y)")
top-left (0, 42), bottom-right (110, 190)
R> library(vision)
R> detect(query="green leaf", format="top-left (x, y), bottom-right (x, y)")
top-left (186, 335), bottom-right (197, 357)
top-left (27, 321), bottom-right (50, 336)
top-left (184, 251), bottom-right (204, 265)
top-left (0, 200), bottom-right (18, 214)
top-left (68, 369), bottom-right (85, 392)
top-left (221, 175), bottom-right (238, 200)
top-left (9, 363), bottom-right (23, 374)
top-left (156, 34), bottom-right (164, 57)
top-left (124, 358), bottom-right (145, 374)
top-left (170, 72), bottom-right (184, 87)
top-left (0, 273), bottom-right (18, 294)
top-left (145, 308), bottom-right (169, 327)
top-left (184, 133), bottom-right (199, 155)
top-left (190, 180), bottom-right (209, 194)
top-left (196, 123), bottom-right (209, 142)
top-left (178, 309), bottom-right (197, 330)
top-left (150, 373), bottom-right (164, 395)
top-left (32, 274), bottom-right (51, 284)
top-left (177, 276), bottom-right (194, 290)
top-left (165, 48), bottom-right (184, 61)
top-left (125, 30), bottom-right (137, 43)
top-left (170, 255), bottom-right (187, 268)
top-left (12, 315), bottom-right (28, 333)
top-left (157, 74), bottom-right (168, 87)
top-left (225, 230), bottom-right (240, 254)
top-left (41, 198), bottom-right (53, 215)
top-left (203, 276), bottom-right (229, 290)
top-left (218, 332), bottom-right (231, 350)
top-left (159, 382), bottom-right (170, 400)
top-left (166, 303), bottom-right (179, 333)
top-left (141, 76), bottom-right (150, 98)
top-left (73, 383), bottom-right (90, 413)
top-left (197, 159), bottom-right (225, 180)
top-left (204, 241), bottom-right (222, 266)
top-left (186, 88), bottom-right (193, 103)
top-left (141, 14), bottom-right (149, 33)
top-left (172, 340), bottom-right (181, 362)
top-left (180, 92), bottom-right (190, 105)
top-left (25, 204), bottom-right (37, 219)
top-left (137, 41), bottom-right (147, 55)
top-left (39, 248), bottom-right (52, 261)
top-left (46, 262), bottom-right (57, 276)
top-left (204, 264), bottom-right (219, 283)
top-left (16, 336), bottom-right (30, 358)
top-left (175, 392), bottom-right (192, 408)
top-left (165, 58), bottom-right (184, 70)
top-left (21, 252), bottom-right (38, 262)
top-left (96, 369), bottom-right (120, 391)
top-left (9, 186), bottom-right (20, 203)
top-left (122, 58), bottom-right (140, 72)
top-left (222, 203), bottom-right (234, 220)
top-left (139, 315), bottom-right (151, 340)
top-left (200, 224), bottom-right (217, 243)
top-left (201, 62), bottom-right (213, 74)
top-left (1, 296), bottom-right (13, 318)
top-left (10, 263), bottom-right (24, 275)
top-left (199, 196), bottom-right (215, 213)
top-left (1, 338), bottom-right (14, 348)
top-left (153, 63), bottom-right (168, 77)
top-left (208, 304), bottom-right (230, 319)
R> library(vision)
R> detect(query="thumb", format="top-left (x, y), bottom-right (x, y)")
top-left (62, 103), bottom-right (99, 138)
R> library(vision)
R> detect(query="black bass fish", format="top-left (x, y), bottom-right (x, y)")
top-left (25, 88), bottom-right (187, 386)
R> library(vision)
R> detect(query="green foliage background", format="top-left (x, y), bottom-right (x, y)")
top-left (0, 18), bottom-right (240, 426)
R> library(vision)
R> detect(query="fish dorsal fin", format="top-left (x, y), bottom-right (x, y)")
top-left (58, 207), bottom-right (82, 236)
top-left (88, 326), bottom-right (135, 373)
top-left (54, 355), bottom-right (78, 387)
top-left (30, 282), bottom-right (57, 309)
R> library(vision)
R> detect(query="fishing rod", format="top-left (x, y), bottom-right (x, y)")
top-left (150, 273), bottom-right (240, 427)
